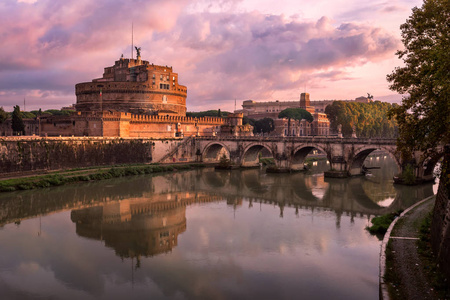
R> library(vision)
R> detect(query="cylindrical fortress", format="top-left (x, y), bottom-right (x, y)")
top-left (75, 58), bottom-right (188, 116)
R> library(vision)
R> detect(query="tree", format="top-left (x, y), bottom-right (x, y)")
top-left (278, 108), bottom-right (313, 136)
top-left (253, 118), bottom-right (275, 134)
top-left (0, 107), bottom-right (7, 124)
top-left (11, 105), bottom-right (25, 135)
top-left (325, 101), bottom-right (398, 138)
top-left (386, 0), bottom-right (450, 159)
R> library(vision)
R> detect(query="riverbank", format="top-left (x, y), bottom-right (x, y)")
top-left (0, 163), bottom-right (209, 192)
top-left (380, 196), bottom-right (450, 299)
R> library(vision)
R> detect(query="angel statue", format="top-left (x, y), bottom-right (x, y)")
top-left (135, 46), bottom-right (141, 58)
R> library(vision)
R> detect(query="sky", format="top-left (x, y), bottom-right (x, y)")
top-left (0, 0), bottom-right (423, 112)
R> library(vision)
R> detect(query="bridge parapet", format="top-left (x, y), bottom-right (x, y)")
top-left (190, 136), bottom-right (436, 183)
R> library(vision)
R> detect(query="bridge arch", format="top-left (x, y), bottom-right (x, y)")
top-left (291, 145), bottom-right (329, 171)
top-left (241, 143), bottom-right (273, 167)
top-left (420, 152), bottom-right (443, 181)
top-left (202, 142), bottom-right (230, 163)
top-left (349, 146), bottom-right (400, 176)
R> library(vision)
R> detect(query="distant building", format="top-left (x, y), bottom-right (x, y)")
top-left (240, 93), bottom-right (330, 136)
top-left (238, 94), bottom-right (373, 117)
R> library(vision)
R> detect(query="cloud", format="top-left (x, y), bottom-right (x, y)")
top-left (160, 12), bottom-right (399, 107)
top-left (0, 0), bottom-right (400, 111)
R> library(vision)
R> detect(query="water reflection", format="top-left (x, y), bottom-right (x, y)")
top-left (0, 155), bottom-right (437, 300)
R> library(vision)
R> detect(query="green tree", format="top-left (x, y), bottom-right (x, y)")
top-left (11, 105), bottom-right (25, 135)
top-left (253, 118), bottom-right (275, 134)
top-left (186, 110), bottom-right (230, 118)
top-left (325, 101), bottom-right (398, 138)
top-left (278, 108), bottom-right (313, 136)
top-left (0, 107), bottom-right (7, 124)
top-left (386, 0), bottom-right (450, 159)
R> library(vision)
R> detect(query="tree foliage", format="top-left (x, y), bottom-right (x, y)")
top-left (386, 0), bottom-right (450, 158)
top-left (0, 107), bottom-right (7, 124)
top-left (186, 110), bottom-right (229, 118)
top-left (42, 109), bottom-right (73, 116)
top-left (325, 101), bottom-right (398, 138)
top-left (11, 105), bottom-right (25, 135)
top-left (253, 118), bottom-right (275, 134)
top-left (278, 108), bottom-right (313, 123)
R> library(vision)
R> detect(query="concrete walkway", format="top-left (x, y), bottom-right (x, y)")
top-left (380, 196), bottom-right (439, 299)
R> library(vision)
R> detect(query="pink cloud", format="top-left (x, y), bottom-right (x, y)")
top-left (0, 0), bottom-right (401, 112)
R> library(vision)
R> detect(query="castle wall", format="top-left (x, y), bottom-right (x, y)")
top-left (0, 137), bottom-right (155, 174)
top-left (76, 58), bottom-right (188, 116)
top-left (75, 81), bottom-right (187, 115)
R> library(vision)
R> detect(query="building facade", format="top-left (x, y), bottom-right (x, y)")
top-left (240, 93), bottom-right (331, 136)
top-left (76, 56), bottom-right (187, 116)
top-left (239, 94), bottom-right (373, 116)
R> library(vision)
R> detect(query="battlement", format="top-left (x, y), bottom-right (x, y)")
top-left (129, 114), bottom-right (225, 125)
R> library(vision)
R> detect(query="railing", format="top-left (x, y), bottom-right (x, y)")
top-left (194, 136), bottom-right (397, 145)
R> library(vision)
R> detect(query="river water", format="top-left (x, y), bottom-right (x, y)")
top-left (0, 155), bottom-right (437, 300)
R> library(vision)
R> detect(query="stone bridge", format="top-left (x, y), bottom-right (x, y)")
top-left (186, 136), bottom-right (440, 181)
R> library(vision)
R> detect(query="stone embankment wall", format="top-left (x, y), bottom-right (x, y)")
top-left (431, 145), bottom-right (450, 278)
top-left (0, 137), bottom-right (189, 174)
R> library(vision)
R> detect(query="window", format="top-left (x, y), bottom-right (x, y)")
top-left (173, 76), bottom-right (175, 81)
top-left (160, 75), bottom-right (163, 80)
top-left (152, 74), bottom-right (155, 79)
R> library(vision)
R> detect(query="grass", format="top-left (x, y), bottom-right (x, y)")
top-left (259, 158), bottom-right (275, 166)
top-left (417, 212), bottom-right (450, 299)
top-left (0, 163), bottom-right (207, 193)
top-left (366, 210), bottom-right (403, 236)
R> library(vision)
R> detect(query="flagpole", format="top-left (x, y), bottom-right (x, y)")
top-left (131, 22), bottom-right (134, 59)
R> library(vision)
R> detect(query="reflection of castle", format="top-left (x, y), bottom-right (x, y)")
top-left (70, 192), bottom-right (220, 258)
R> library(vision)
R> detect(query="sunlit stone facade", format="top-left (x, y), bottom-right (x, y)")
top-left (75, 57), bottom-right (187, 116)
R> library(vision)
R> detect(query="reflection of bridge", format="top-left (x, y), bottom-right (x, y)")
top-left (165, 136), bottom-right (440, 181)
top-left (195, 168), bottom-right (434, 218)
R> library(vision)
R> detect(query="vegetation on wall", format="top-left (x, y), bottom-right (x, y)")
top-left (325, 101), bottom-right (398, 138)
top-left (186, 110), bottom-right (230, 118)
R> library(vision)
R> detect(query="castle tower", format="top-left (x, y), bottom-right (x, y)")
top-left (75, 55), bottom-right (187, 116)
top-left (300, 93), bottom-right (310, 107)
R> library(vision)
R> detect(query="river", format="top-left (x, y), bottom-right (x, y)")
top-left (0, 155), bottom-right (438, 300)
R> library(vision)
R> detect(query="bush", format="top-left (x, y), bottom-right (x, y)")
top-left (366, 210), bottom-right (403, 236)
top-left (401, 164), bottom-right (416, 185)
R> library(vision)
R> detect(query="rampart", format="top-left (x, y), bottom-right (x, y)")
top-left (0, 137), bottom-right (155, 174)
